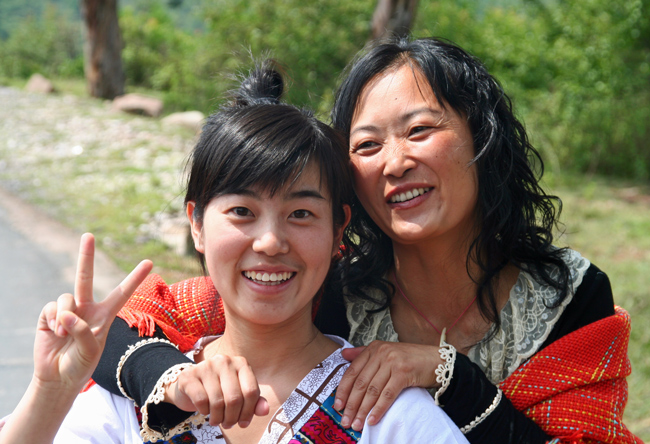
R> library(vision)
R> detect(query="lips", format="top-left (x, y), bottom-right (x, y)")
top-left (243, 270), bottom-right (295, 286)
top-left (388, 187), bottom-right (431, 203)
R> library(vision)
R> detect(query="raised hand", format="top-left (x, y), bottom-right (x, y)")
top-left (0, 233), bottom-right (152, 444)
top-left (35, 233), bottom-right (153, 391)
top-left (164, 354), bottom-right (269, 428)
top-left (335, 341), bottom-right (442, 431)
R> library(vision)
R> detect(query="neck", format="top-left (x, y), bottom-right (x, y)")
top-left (202, 310), bottom-right (337, 382)
top-left (390, 233), bottom-right (488, 347)
top-left (393, 233), bottom-right (477, 309)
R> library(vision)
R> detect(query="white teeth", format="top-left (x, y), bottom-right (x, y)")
top-left (244, 271), bottom-right (294, 285)
top-left (390, 187), bottom-right (431, 203)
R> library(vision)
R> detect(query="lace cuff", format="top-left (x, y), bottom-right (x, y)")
top-left (459, 388), bottom-right (502, 434)
top-left (116, 337), bottom-right (178, 401)
top-left (433, 328), bottom-right (457, 406)
top-left (139, 363), bottom-right (205, 442)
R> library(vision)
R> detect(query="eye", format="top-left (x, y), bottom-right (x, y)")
top-left (230, 207), bottom-right (253, 217)
top-left (291, 209), bottom-right (312, 219)
top-left (350, 140), bottom-right (380, 154)
top-left (410, 126), bottom-right (430, 136)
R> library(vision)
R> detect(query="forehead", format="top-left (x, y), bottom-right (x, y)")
top-left (250, 161), bottom-right (331, 201)
top-left (366, 64), bottom-right (436, 102)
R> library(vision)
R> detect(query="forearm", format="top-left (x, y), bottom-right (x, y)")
top-left (439, 354), bottom-right (550, 443)
top-left (0, 378), bottom-right (79, 444)
top-left (93, 317), bottom-right (196, 432)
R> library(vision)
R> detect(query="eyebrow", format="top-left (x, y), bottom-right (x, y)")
top-left (350, 107), bottom-right (443, 136)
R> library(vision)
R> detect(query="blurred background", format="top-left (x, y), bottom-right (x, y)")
top-left (0, 0), bottom-right (648, 439)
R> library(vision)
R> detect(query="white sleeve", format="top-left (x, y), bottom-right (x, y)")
top-left (358, 387), bottom-right (469, 444)
top-left (53, 385), bottom-right (142, 444)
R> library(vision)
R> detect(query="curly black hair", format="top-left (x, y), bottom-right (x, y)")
top-left (331, 36), bottom-right (571, 330)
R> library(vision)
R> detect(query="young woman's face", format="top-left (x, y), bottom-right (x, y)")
top-left (189, 163), bottom-right (348, 328)
top-left (348, 64), bottom-right (478, 246)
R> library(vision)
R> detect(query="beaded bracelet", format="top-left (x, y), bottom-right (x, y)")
top-left (433, 328), bottom-right (457, 406)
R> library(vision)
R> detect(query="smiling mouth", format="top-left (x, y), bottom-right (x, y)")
top-left (243, 271), bottom-right (295, 286)
top-left (389, 187), bottom-right (431, 203)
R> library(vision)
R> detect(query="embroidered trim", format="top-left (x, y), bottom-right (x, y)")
top-left (116, 337), bottom-right (178, 401)
top-left (460, 388), bottom-right (502, 434)
top-left (433, 328), bottom-right (456, 406)
top-left (139, 362), bottom-right (204, 443)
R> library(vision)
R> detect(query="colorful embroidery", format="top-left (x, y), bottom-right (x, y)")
top-left (289, 391), bottom-right (360, 443)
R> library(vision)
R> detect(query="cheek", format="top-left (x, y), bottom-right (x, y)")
top-left (350, 158), bottom-right (378, 203)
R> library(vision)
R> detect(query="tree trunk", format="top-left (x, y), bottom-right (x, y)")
top-left (371, 0), bottom-right (419, 40)
top-left (80, 0), bottom-right (124, 100)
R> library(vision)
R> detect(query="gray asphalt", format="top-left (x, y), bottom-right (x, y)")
top-left (0, 202), bottom-right (73, 416)
top-left (0, 187), bottom-right (125, 417)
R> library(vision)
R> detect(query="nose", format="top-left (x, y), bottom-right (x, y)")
top-left (383, 140), bottom-right (417, 178)
top-left (252, 221), bottom-right (289, 256)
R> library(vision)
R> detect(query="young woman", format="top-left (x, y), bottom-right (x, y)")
top-left (0, 63), bottom-right (467, 444)
top-left (92, 38), bottom-right (641, 443)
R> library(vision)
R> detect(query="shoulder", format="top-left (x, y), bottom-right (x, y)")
top-left (541, 260), bottom-right (615, 347)
top-left (359, 388), bottom-right (468, 444)
top-left (55, 385), bottom-right (141, 444)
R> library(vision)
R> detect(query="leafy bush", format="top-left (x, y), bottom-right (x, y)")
top-left (414, 0), bottom-right (650, 180)
top-left (0, 5), bottom-right (83, 79)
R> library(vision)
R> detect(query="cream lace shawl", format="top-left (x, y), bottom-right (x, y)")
top-left (345, 249), bottom-right (590, 384)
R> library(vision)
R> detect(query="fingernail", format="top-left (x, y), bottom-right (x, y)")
top-left (57, 325), bottom-right (66, 336)
top-left (48, 319), bottom-right (56, 331)
top-left (341, 416), bottom-right (351, 428)
top-left (368, 415), bottom-right (376, 426)
top-left (222, 423), bottom-right (232, 430)
top-left (62, 314), bottom-right (78, 328)
top-left (239, 421), bottom-right (250, 428)
top-left (352, 418), bottom-right (363, 431)
top-left (333, 399), bottom-right (343, 411)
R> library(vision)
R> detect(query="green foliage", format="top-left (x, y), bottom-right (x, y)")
top-left (0, 4), bottom-right (83, 78)
top-left (199, 0), bottom-right (372, 115)
top-left (414, 0), bottom-right (650, 180)
top-left (119, 3), bottom-right (223, 112)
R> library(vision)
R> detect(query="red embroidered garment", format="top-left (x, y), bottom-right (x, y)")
top-left (116, 274), bottom-right (642, 443)
top-left (499, 306), bottom-right (642, 444)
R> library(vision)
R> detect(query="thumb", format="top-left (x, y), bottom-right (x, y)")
top-left (254, 397), bottom-right (270, 417)
top-left (341, 346), bottom-right (366, 362)
top-left (59, 311), bottom-right (100, 365)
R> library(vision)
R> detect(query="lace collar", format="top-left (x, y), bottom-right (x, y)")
top-left (345, 249), bottom-right (590, 384)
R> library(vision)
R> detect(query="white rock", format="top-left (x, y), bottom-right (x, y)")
top-left (25, 73), bottom-right (55, 94)
top-left (161, 111), bottom-right (205, 132)
top-left (112, 93), bottom-right (164, 117)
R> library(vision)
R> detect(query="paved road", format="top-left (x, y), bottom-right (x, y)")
top-left (0, 188), bottom-right (124, 417)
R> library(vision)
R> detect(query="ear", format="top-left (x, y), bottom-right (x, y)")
top-left (332, 204), bottom-right (352, 257)
top-left (186, 201), bottom-right (205, 253)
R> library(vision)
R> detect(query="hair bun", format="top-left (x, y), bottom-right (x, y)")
top-left (234, 61), bottom-right (284, 107)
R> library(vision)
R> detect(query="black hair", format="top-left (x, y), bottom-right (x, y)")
top-left (332, 36), bottom-right (571, 330)
top-left (186, 60), bottom-right (354, 298)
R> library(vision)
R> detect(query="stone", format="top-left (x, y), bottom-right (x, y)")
top-left (25, 73), bottom-right (55, 94)
top-left (112, 93), bottom-right (164, 117)
top-left (161, 111), bottom-right (205, 132)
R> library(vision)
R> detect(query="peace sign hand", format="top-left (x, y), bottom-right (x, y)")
top-left (34, 233), bottom-right (153, 392)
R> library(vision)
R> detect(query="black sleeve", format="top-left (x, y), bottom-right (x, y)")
top-left (540, 263), bottom-right (615, 349)
top-left (440, 355), bottom-right (550, 443)
top-left (92, 317), bottom-right (196, 431)
top-left (439, 263), bottom-right (615, 443)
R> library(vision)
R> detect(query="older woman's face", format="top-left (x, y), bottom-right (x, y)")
top-left (348, 64), bottom-right (478, 247)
